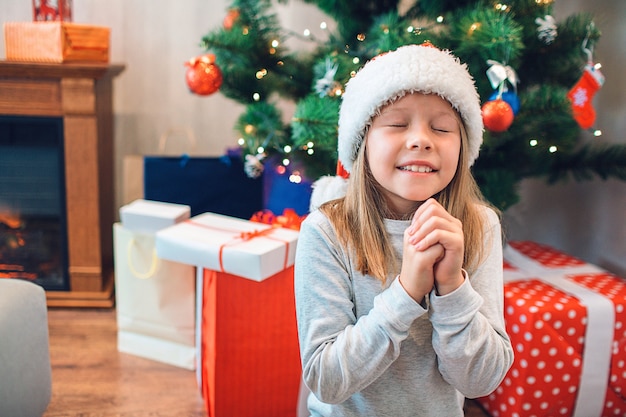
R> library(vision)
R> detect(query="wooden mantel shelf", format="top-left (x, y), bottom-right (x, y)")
top-left (0, 60), bottom-right (125, 307)
top-left (0, 60), bottom-right (125, 80)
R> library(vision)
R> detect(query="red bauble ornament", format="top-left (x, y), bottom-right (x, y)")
top-left (184, 54), bottom-right (223, 96)
top-left (223, 8), bottom-right (240, 31)
top-left (482, 99), bottom-right (514, 132)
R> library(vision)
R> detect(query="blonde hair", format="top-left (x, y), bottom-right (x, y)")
top-left (320, 113), bottom-right (498, 283)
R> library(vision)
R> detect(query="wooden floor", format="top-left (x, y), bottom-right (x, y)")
top-left (43, 307), bottom-right (490, 416)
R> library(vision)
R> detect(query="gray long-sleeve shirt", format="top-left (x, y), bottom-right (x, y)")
top-left (294, 206), bottom-right (514, 417)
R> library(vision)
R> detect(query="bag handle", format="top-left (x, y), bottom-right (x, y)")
top-left (126, 238), bottom-right (160, 279)
top-left (158, 127), bottom-right (197, 155)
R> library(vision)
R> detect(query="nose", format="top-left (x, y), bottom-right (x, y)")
top-left (406, 125), bottom-right (433, 150)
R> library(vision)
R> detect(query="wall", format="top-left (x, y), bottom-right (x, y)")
top-left (1, 0), bottom-right (624, 275)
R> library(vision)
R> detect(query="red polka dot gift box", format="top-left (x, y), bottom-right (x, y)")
top-left (477, 241), bottom-right (626, 417)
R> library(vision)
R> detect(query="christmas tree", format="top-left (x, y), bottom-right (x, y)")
top-left (195, 0), bottom-right (626, 210)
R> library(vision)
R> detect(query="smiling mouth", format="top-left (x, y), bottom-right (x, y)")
top-left (399, 165), bottom-right (434, 173)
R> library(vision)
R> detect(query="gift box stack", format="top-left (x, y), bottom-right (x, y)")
top-left (4, 1), bottom-right (110, 63)
top-left (478, 240), bottom-right (626, 417)
top-left (156, 212), bottom-right (302, 417)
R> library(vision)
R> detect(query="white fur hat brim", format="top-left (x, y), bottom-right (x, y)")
top-left (309, 175), bottom-right (348, 212)
top-left (338, 44), bottom-right (483, 172)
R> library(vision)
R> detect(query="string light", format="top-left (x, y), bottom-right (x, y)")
top-left (289, 172), bottom-right (302, 184)
top-left (468, 23), bottom-right (481, 35)
top-left (282, 158), bottom-right (290, 166)
top-left (283, 145), bottom-right (292, 153)
top-left (529, 139), bottom-right (538, 147)
top-left (320, 22), bottom-right (327, 30)
top-left (303, 29), bottom-right (311, 37)
top-left (357, 33), bottom-right (366, 41)
top-left (549, 146), bottom-right (557, 153)
top-left (238, 138), bottom-right (245, 146)
top-left (436, 16), bottom-right (444, 23)
top-left (256, 69), bottom-right (268, 79)
top-left (253, 92), bottom-right (261, 101)
top-left (257, 146), bottom-right (265, 154)
top-left (593, 129), bottom-right (602, 137)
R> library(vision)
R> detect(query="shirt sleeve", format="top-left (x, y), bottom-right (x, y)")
top-left (428, 206), bottom-right (515, 398)
top-left (294, 212), bottom-right (427, 404)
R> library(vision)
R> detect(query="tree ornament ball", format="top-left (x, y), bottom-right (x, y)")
top-left (223, 8), bottom-right (240, 31)
top-left (482, 99), bottom-right (514, 132)
top-left (489, 90), bottom-right (520, 115)
top-left (184, 54), bottom-right (223, 96)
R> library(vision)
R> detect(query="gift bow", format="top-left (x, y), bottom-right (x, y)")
top-left (250, 208), bottom-right (306, 231)
top-left (187, 219), bottom-right (291, 273)
top-left (486, 59), bottom-right (519, 92)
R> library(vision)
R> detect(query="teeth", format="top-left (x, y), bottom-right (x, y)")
top-left (401, 165), bottom-right (433, 173)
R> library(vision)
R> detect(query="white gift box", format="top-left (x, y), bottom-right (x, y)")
top-left (120, 199), bottom-right (190, 234)
top-left (155, 212), bottom-right (299, 282)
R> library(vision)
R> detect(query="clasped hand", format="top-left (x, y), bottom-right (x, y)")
top-left (399, 198), bottom-right (465, 303)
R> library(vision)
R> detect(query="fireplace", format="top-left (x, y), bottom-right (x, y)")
top-left (0, 116), bottom-right (69, 290)
top-left (0, 60), bottom-right (124, 306)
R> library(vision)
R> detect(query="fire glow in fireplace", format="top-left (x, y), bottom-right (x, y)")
top-left (0, 115), bottom-right (70, 290)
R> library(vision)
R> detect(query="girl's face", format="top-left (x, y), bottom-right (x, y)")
top-left (365, 92), bottom-right (461, 215)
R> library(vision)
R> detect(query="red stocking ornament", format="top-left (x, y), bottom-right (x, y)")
top-left (567, 64), bottom-right (605, 129)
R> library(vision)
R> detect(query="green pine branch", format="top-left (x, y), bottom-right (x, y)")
top-left (545, 144), bottom-right (626, 183)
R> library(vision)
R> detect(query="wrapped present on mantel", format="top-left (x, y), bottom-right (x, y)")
top-left (478, 240), bottom-right (626, 417)
top-left (155, 213), bottom-right (301, 417)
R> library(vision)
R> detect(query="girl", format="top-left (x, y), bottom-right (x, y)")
top-left (295, 44), bottom-right (514, 417)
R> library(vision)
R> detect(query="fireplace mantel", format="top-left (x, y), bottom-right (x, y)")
top-left (0, 61), bottom-right (125, 307)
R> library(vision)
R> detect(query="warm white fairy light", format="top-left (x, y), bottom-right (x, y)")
top-left (593, 129), bottom-right (602, 137)
top-left (238, 138), bottom-right (245, 146)
top-left (289, 173), bottom-right (302, 183)
top-left (549, 146), bottom-right (557, 153)
top-left (253, 93), bottom-right (261, 101)
top-left (257, 146), bottom-right (265, 154)
top-left (303, 29), bottom-right (311, 37)
top-left (307, 141), bottom-right (314, 148)
top-left (271, 39), bottom-right (279, 48)
top-left (436, 15), bottom-right (444, 23)
top-left (529, 139), bottom-right (538, 147)
top-left (352, 57), bottom-right (360, 65)
top-left (320, 21), bottom-right (327, 30)
top-left (496, 3), bottom-right (509, 11)
top-left (283, 145), bottom-right (292, 153)
top-left (594, 63), bottom-right (602, 70)
top-left (307, 148), bottom-right (314, 155)
top-left (407, 26), bottom-right (414, 33)
top-left (282, 158), bottom-right (290, 166)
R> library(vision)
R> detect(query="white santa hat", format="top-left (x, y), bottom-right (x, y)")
top-left (309, 43), bottom-right (484, 211)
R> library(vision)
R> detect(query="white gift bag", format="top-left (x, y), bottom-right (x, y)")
top-left (113, 223), bottom-right (196, 370)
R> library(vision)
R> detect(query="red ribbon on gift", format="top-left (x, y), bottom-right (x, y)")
top-left (186, 219), bottom-right (291, 274)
